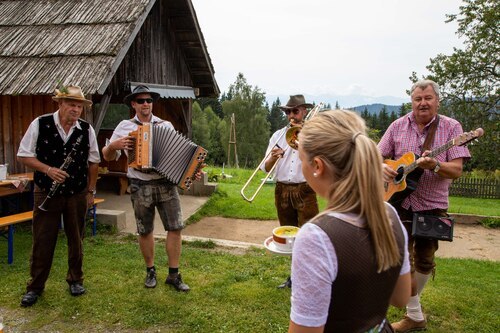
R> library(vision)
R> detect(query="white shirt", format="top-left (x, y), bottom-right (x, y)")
top-left (260, 127), bottom-right (305, 183)
top-left (108, 115), bottom-right (174, 181)
top-left (290, 204), bottom-right (410, 327)
top-left (17, 111), bottom-right (100, 163)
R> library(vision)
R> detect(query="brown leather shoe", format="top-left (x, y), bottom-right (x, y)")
top-left (20, 291), bottom-right (39, 307)
top-left (391, 315), bottom-right (426, 332)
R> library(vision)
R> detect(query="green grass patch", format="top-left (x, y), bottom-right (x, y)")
top-left (0, 230), bottom-right (498, 332)
top-left (192, 167), bottom-right (498, 223)
top-left (448, 196), bottom-right (500, 216)
top-left (480, 217), bottom-right (500, 229)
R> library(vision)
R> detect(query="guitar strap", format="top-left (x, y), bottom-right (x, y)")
top-left (421, 115), bottom-right (440, 153)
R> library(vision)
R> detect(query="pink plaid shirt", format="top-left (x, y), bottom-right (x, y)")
top-left (378, 112), bottom-right (470, 211)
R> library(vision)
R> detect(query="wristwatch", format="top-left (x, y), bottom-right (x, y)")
top-left (433, 161), bottom-right (441, 173)
top-left (88, 189), bottom-right (96, 195)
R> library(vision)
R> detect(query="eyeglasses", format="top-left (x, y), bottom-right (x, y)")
top-left (135, 98), bottom-right (154, 104)
top-left (284, 108), bottom-right (300, 115)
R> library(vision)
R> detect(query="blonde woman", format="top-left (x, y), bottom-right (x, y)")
top-left (289, 110), bottom-right (411, 333)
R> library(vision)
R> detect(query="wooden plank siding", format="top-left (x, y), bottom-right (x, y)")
top-left (0, 95), bottom-right (60, 173)
top-left (0, 0), bottom-right (218, 174)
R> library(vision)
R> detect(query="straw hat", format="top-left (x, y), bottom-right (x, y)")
top-left (52, 85), bottom-right (92, 106)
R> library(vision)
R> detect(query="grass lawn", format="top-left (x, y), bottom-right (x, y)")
top-left (0, 166), bottom-right (498, 332)
top-left (0, 229), bottom-right (499, 332)
top-left (190, 167), bottom-right (500, 224)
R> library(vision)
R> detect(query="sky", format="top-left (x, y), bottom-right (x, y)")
top-left (191, 0), bottom-right (465, 106)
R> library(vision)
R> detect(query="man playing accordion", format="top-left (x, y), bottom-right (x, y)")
top-left (102, 85), bottom-right (197, 292)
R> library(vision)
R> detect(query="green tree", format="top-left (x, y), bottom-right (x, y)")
top-left (389, 111), bottom-right (398, 124)
top-left (268, 97), bottom-right (287, 134)
top-left (196, 97), bottom-right (223, 119)
top-left (192, 102), bottom-right (226, 165)
top-left (360, 106), bottom-right (370, 123)
top-left (221, 73), bottom-right (270, 168)
top-left (398, 103), bottom-right (410, 117)
top-left (378, 105), bottom-right (390, 135)
top-left (192, 102), bottom-right (210, 148)
top-left (412, 0), bottom-right (499, 170)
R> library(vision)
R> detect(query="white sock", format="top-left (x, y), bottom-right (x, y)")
top-left (415, 271), bottom-right (431, 296)
top-left (406, 295), bottom-right (425, 322)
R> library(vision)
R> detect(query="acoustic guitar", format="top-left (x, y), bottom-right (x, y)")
top-left (383, 128), bottom-right (484, 203)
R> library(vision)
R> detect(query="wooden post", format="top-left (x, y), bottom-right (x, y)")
top-left (227, 113), bottom-right (239, 168)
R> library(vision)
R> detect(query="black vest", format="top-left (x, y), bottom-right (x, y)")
top-left (34, 114), bottom-right (90, 196)
top-left (312, 210), bottom-right (404, 332)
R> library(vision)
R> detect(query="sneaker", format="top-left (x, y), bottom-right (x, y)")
top-left (145, 268), bottom-right (157, 288)
top-left (391, 315), bottom-right (427, 332)
top-left (165, 273), bottom-right (190, 292)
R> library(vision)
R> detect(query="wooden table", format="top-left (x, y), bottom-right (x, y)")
top-left (0, 172), bottom-right (34, 197)
top-left (0, 172), bottom-right (34, 215)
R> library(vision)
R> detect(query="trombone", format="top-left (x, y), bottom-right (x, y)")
top-left (240, 103), bottom-right (324, 202)
top-left (240, 127), bottom-right (289, 202)
top-left (285, 102), bottom-right (324, 149)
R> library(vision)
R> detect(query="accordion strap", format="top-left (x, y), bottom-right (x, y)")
top-left (129, 118), bottom-right (166, 126)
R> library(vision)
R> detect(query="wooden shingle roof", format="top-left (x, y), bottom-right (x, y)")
top-left (0, 0), bottom-right (218, 96)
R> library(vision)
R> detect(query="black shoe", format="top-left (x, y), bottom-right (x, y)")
top-left (145, 268), bottom-right (157, 288)
top-left (69, 283), bottom-right (86, 296)
top-left (277, 277), bottom-right (292, 289)
top-left (166, 273), bottom-right (190, 292)
top-left (21, 291), bottom-right (39, 307)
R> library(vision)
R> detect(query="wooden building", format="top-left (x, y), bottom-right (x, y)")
top-left (0, 0), bottom-right (219, 174)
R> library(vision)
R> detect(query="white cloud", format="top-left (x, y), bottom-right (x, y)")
top-left (192, 0), bottom-right (464, 101)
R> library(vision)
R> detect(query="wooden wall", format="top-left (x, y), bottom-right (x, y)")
top-left (105, 0), bottom-right (194, 135)
top-left (1, 0), bottom-right (197, 174)
top-left (0, 95), bottom-right (94, 174)
top-left (109, 1), bottom-right (193, 96)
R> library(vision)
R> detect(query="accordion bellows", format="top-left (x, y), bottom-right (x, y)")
top-left (128, 123), bottom-right (207, 190)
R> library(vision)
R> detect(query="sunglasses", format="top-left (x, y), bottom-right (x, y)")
top-left (135, 98), bottom-right (154, 104)
top-left (284, 108), bottom-right (300, 115)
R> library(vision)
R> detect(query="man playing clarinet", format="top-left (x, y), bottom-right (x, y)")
top-left (17, 84), bottom-right (100, 307)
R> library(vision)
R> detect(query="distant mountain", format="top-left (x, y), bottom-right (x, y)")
top-left (266, 93), bottom-right (408, 109)
top-left (350, 103), bottom-right (400, 115)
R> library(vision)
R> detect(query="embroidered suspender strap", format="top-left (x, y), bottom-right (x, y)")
top-left (421, 115), bottom-right (439, 153)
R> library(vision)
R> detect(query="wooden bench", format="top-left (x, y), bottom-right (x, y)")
top-left (88, 198), bottom-right (105, 236)
top-left (0, 198), bottom-right (105, 264)
top-left (0, 211), bottom-right (33, 264)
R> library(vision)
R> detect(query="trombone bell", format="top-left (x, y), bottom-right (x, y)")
top-left (285, 102), bottom-right (324, 150)
top-left (286, 126), bottom-right (300, 150)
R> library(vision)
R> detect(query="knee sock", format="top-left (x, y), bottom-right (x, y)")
top-left (406, 295), bottom-right (425, 322)
top-left (415, 271), bottom-right (431, 295)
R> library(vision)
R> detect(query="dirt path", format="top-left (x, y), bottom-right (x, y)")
top-left (183, 217), bottom-right (500, 261)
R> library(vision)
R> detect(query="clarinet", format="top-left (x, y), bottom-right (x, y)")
top-left (38, 135), bottom-right (83, 211)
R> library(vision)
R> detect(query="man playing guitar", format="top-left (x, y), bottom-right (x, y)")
top-left (378, 79), bottom-right (471, 332)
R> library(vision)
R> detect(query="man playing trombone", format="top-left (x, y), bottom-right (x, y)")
top-left (262, 95), bottom-right (319, 289)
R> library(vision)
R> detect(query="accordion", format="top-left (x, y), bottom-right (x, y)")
top-left (128, 123), bottom-right (207, 190)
